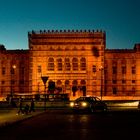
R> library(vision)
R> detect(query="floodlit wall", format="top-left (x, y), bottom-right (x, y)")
top-left (1, 30), bottom-right (140, 100)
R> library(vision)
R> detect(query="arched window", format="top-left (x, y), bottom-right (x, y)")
top-left (65, 80), bottom-right (70, 89)
top-left (56, 80), bottom-right (62, 93)
top-left (81, 46), bottom-right (85, 51)
top-left (80, 80), bottom-right (86, 85)
top-left (72, 58), bottom-right (78, 71)
top-left (65, 58), bottom-right (70, 71)
top-left (48, 58), bottom-right (54, 71)
top-left (80, 58), bottom-right (86, 70)
top-left (73, 46), bottom-right (77, 50)
top-left (72, 80), bottom-right (78, 96)
top-left (56, 80), bottom-right (62, 87)
top-left (57, 58), bottom-right (62, 71)
top-left (57, 46), bottom-right (62, 51)
top-left (49, 46), bottom-right (54, 51)
top-left (80, 80), bottom-right (86, 96)
top-left (72, 80), bottom-right (78, 86)
top-left (65, 80), bottom-right (70, 87)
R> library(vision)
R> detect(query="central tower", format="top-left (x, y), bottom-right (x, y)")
top-left (28, 30), bottom-right (106, 99)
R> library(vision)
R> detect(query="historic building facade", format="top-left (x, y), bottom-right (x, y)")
top-left (28, 30), bottom-right (105, 99)
top-left (0, 30), bottom-right (140, 100)
top-left (104, 45), bottom-right (140, 97)
top-left (0, 45), bottom-right (29, 96)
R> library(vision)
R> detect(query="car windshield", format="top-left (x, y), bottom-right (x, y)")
top-left (76, 97), bottom-right (98, 102)
top-left (94, 97), bottom-right (101, 101)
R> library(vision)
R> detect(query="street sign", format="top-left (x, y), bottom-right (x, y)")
top-left (41, 76), bottom-right (49, 85)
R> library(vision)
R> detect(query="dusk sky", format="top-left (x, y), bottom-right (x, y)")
top-left (0, 0), bottom-right (140, 50)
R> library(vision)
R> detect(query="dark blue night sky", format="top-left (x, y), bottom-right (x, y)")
top-left (0, 0), bottom-right (140, 49)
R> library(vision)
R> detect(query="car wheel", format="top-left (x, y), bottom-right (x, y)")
top-left (90, 106), bottom-right (95, 113)
top-left (90, 108), bottom-right (94, 113)
top-left (103, 106), bottom-right (107, 112)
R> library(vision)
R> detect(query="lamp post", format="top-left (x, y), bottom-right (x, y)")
top-left (10, 64), bottom-right (16, 97)
top-left (99, 66), bottom-right (103, 101)
top-left (41, 76), bottom-right (49, 111)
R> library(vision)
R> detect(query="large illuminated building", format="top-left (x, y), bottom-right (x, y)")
top-left (0, 30), bottom-right (140, 100)
top-left (0, 45), bottom-right (29, 96)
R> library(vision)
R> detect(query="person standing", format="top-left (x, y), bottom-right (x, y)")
top-left (24, 104), bottom-right (29, 115)
top-left (29, 99), bottom-right (35, 113)
top-left (17, 98), bottom-right (23, 115)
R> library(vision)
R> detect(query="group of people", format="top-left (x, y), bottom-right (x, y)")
top-left (17, 98), bottom-right (35, 115)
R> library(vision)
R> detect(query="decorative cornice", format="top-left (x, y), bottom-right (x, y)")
top-left (29, 42), bottom-right (101, 45)
top-left (28, 29), bottom-right (105, 35)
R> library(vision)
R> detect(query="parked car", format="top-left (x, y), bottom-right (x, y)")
top-left (70, 96), bottom-right (107, 113)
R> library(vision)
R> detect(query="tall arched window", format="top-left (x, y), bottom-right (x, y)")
top-left (65, 58), bottom-right (70, 71)
top-left (72, 80), bottom-right (78, 86)
top-left (56, 80), bottom-right (62, 93)
top-left (80, 80), bottom-right (86, 85)
top-left (65, 80), bottom-right (70, 88)
top-left (56, 80), bottom-right (62, 87)
top-left (57, 58), bottom-right (62, 71)
top-left (65, 80), bottom-right (70, 92)
top-left (72, 80), bottom-right (78, 96)
top-left (72, 58), bottom-right (78, 71)
top-left (80, 57), bottom-right (86, 70)
top-left (48, 58), bottom-right (54, 71)
top-left (80, 80), bottom-right (86, 96)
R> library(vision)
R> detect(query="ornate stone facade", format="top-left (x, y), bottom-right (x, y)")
top-left (28, 30), bottom-right (105, 99)
top-left (0, 30), bottom-right (140, 100)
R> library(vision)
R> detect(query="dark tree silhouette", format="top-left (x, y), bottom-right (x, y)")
top-left (72, 86), bottom-right (78, 96)
top-left (92, 47), bottom-right (99, 57)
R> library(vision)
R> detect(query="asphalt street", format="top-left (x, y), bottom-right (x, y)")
top-left (0, 109), bottom-right (140, 140)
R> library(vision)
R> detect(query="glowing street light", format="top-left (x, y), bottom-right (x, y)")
top-left (10, 64), bottom-right (16, 97)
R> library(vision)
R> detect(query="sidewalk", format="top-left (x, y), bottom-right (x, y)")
top-left (0, 109), bottom-right (44, 128)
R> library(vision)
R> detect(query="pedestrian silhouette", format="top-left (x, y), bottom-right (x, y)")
top-left (24, 104), bottom-right (29, 115)
top-left (11, 98), bottom-right (17, 108)
top-left (17, 98), bottom-right (23, 115)
top-left (29, 99), bottom-right (35, 113)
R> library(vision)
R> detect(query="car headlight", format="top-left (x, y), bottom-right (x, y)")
top-left (81, 102), bottom-right (87, 107)
top-left (70, 102), bottom-right (74, 107)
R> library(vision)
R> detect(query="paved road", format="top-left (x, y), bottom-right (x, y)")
top-left (0, 110), bottom-right (140, 140)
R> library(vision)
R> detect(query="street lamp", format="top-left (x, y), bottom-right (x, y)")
top-left (99, 66), bottom-right (103, 101)
top-left (41, 76), bottom-right (49, 111)
top-left (10, 64), bottom-right (16, 97)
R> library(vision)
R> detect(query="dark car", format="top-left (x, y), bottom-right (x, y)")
top-left (70, 96), bottom-right (107, 113)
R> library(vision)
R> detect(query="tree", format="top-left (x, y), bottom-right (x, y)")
top-left (72, 86), bottom-right (78, 96)
top-left (92, 47), bottom-right (99, 57)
